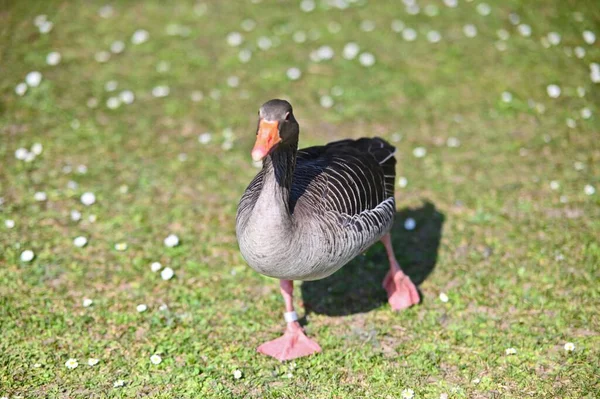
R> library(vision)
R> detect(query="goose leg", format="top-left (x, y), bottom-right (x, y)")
top-left (381, 233), bottom-right (420, 310)
top-left (257, 280), bottom-right (321, 361)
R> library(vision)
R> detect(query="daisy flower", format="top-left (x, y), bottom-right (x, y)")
top-left (65, 358), bottom-right (78, 369)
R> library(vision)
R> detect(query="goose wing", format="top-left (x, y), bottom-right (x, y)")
top-left (291, 137), bottom-right (396, 218)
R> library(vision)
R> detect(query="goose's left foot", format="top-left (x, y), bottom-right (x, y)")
top-left (380, 233), bottom-right (420, 311)
top-left (383, 270), bottom-right (420, 311)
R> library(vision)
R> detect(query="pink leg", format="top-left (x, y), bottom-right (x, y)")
top-left (381, 233), bottom-right (420, 311)
top-left (257, 280), bottom-right (321, 361)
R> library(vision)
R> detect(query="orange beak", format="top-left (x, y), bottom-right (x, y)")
top-left (251, 120), bottom-right (281, 162)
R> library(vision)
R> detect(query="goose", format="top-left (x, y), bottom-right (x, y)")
top-left (236, 99), bottom-right (420, 361)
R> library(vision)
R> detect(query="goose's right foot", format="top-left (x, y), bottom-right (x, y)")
top-left (257, 321), bottom-right (321, 361)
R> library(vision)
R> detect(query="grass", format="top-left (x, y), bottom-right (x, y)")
top-left (1, 0), bottom-right (599, 397)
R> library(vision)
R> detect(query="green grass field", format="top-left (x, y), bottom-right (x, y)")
top-left (1, 0), bottom-right (599, 397)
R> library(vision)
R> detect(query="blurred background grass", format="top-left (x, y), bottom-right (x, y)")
top-left (1, 0), bottom-right (599, 397)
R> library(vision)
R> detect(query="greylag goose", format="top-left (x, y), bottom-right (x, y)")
top-left (236, 99), bottom-right (419, 361)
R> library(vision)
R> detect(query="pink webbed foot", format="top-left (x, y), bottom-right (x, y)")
top-left (383, 270), bottom-right (420, 311)
top-left (257, 322), bottom-right (321, 361)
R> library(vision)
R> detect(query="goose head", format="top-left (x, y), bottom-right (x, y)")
top-left (251, 99), bottom-right (299, 162)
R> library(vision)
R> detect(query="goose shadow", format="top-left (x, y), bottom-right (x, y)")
top-left (300, 201), bottom-right (444, 317)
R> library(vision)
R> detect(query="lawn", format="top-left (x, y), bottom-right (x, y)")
top-left (1, 0), bottom-right (599, 397)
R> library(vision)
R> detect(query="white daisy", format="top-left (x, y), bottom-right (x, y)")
top-left (397, 177), bottom-right (408, 188)
top-left (88, 358), bottom-right (99, 366)
top-left (15, 147), bottom-right (29, 160)
top-left (233, 369), bottom-right (243, 379)
top-left (404, 218), bottom-right (416, 230)
top-left (549, 181), bottom-right (560, 190)
top-left (105, 80), bottom-right (118, 92)
top-left (110, 40), bottom-right (125, 54)
top-left (150, 354), bottom-right (162, 365)
top-left (94, 51), bottom-right (110, 63)
top-left (564, 342), bottom-right (575, 351)
top-left (114, 242), bottom-right (128, 251)
top-left (136, 304), bottom-right (147, 313)
top-left (319, 95), bottom-right (334, 108)
top-left (547, 32), bottom-right (561, 45)
top-left (113, 380), bottom-right (125, 387)
top-left (443, 0), bottom-right (457, 7)
top-left (46, 51), bottom-right (61, 65)
top-left (257, 36), bottom-right (273, 51)
top-left (439, 292), bottom-right (449, 302)
top-left (20, 250), bottom-right (35, 262)
top-left (227, 32), bottom-right (243, 47)
top-left (546, 84), bottom-right (561, 98)
top-left (65, 358), bottom-right (78, 369)
top-left (198, 132), bottom-right (212, 144)
top-left (70, 210), bottom-right (82, 221)
top-left (26, 71), bottom-right (42, 87)
top-left (360, 20), bottom-right (375, 32)
top-left (517, 24), bottom-right (532, 37)
top-left (413, 147), bottom-right (427, 158)
top-left (5, 219), bottom-right (15, 229)
top-left (80, 192), bottom-right (96, 206)
top-left (447, 137), bottom-right (461, 147)
top-left (476, 3), bottom-right (491, 16)
top-left (286, 67), bottom-right (302, 81)
top-left (152, 86), bottom-right (170, 98)
top-left (401, 389), bottom-right (415, 399)
top-left (505, 347), bottom-right (517, 355)
top-left (463, 24), bottom-right (477, 38)
top-left (161, 267), bottom-right (175, 281)
top-left (358, 52), bottom-right (376, 67)
top-left (151, 262), bottom-right (162, 272)
top-left (342, 42), bottom-right (360, 60)
top-left (73, 236), bottom-right (88, 248)
top-left (580, 108), bottom-right (592, 119)
top-left (119, 90), bottom-right (135, 104)
top-left (106, 97), bottom-right (121, 109)
top-left (34, 192), bottom-right (47, 202)
top-left (591, 63), bottom-right (600, 83)
top-left (292, 31), bottom-right (307, 43)
top-left (584, 185), bottom-right (595, 195)
top-left (300, 0), bottom-right (315, 12)
top-left (31, 143), bottom-right (43, 155)
top-left (38, 21), bottom-right (53, 34)
top-left (402, 28), bottom-right (417, 41)
top-left (15, 82), bottom-right (27, 96)
top-left (574, 47), bottom-right (586, 59)
top-left (131, 29), bottom-right (149, 45)
top-left (391, 20), bottom-right (405, 33)
top-left (164, 234), bottom-right (179, 247)
top-left (82, 298), bottom-right (93, 307)
top-left (34, 14), bottom-right (47, 27)
top-left (316, 45), bottom-right (334, 60)
top-left (427, 31), bottom-right (441, 43)
top-left (582, 30), bottom-right (596, 45)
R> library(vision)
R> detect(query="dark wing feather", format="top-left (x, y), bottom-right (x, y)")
top-left (291, 137), bottom-right (396, 217)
